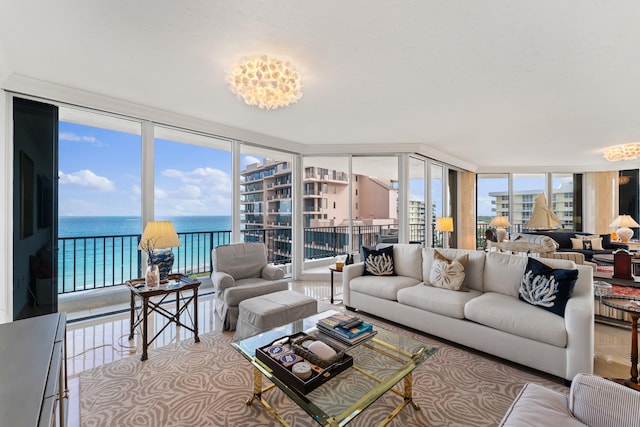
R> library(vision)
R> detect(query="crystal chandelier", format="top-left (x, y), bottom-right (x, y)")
top-left (227, 54), bottom-right (302, 110)
top-left (603, 143), bottom-right (640, 162)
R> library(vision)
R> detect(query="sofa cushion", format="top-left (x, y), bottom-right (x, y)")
top-left (429, 250), bottom-right (467, 290)
top-left (423, 248), bottom-right (486, 291)
top-left (484, 252), bottom-right (576, 297)
top-left (465, 292), bottom-right (568, 347)
top-left (519, 257), bottom-right (578, 317)
top-left (350, 275), bottom-right (421, 301)
top-left (570, 237), bottom-right (604, 251)
top-left (397, 284), bottom-right (481, 319)
top-left (392, 244), bottom-right (423, 280)
top-left (362, 246), bottom-right (396, 276)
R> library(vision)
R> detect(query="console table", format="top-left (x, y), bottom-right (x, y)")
top-left (0, 312), bottom-right (68, 426)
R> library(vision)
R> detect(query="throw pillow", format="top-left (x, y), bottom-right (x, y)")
top-left (519, 257), bottom-right (578, 317)
top-left (362, 246), bottom-right (396, 276)
top-left (570, 237), bottom-right (603, 251)
top-left (428, 250), bottom-right (467, 291)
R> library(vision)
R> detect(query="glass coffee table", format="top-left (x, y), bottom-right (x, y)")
top-left (231, 310), bottom-right (437, 426)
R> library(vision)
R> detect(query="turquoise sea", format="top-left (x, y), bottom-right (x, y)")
top-left (58, 216), bottom-right (231, 292)
top-left (59, 215), bottom-right (232, 238)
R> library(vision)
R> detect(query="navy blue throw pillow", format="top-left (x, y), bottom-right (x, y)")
top-left (519, 257), bottom-right (578, 317)
top-left (362, 246), bottom-right (396, 276)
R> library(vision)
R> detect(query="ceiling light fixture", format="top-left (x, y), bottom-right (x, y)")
top-left (226, 54), bottom-right (302, 110)
top-left (603, 143), bottom-right (640, 162)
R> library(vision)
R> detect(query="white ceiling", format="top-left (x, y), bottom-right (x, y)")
top-left (2, 0), bottom-right (640, 172)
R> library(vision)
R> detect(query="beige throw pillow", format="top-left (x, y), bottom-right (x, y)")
top-left (570, 237), bottom-right (603, 251)
top-left (428, 250), bottom-right (467, 291)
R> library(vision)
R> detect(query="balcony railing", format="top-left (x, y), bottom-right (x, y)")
top-left (57, 222), bottom-right (529, 295)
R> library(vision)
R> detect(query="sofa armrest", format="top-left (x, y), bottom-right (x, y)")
top-left (212, 271), bottom-right (235, 291)
top-left (261, 264), bottom-right (285, 280)
top-left (342, 262), bottom-right (365, 307)
top-left (564, 266), bottom-right (594, 379)
top-left (569, 373), bottom-right (640, 427)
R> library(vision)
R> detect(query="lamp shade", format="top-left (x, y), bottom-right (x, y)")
top-left (435, 217), bottom-right (454, 232)
top-left (138, 221), bottom-right (181, 250)
top-left (489, 216), bottom-right (511, 228)
top-left (609, 215), bottom-right (640, 229)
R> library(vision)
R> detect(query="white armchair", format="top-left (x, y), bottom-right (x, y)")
top-left (211, 242), bottom-right (288, 331)
top-left (500, 373), bottom-right (640, 426)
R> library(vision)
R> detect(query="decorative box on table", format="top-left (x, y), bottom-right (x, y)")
top-left (255, 332), bottom-right (353, 394)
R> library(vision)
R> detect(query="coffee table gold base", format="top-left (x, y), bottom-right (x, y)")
top-left (246, 367), bottom-right (420, 427)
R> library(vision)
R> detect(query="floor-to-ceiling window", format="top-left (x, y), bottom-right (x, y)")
top-left (351, 156), bottom-right (399, 253)
top-left (512, 173), bottom-right (546, 231)
top-left (58, 107), bottom-right (142, 292)
top-left (153, 126), bottom-right (232, 275)
top-left (239, 145), bottom-right (293, 265)
top-left (477, 174), bottom-right (510, 248)
top-left (477, 173), bottom-right (580, 248)
top-left (301, 156), bottom-right (350, 269)
top-left (552, 173), bottom-right (575, 229)
top-left (431, 163), bottom-right (445, 247)
top-left (409, 157), bottom-right (426, 245)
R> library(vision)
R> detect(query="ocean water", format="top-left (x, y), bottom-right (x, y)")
top-left (58, 216), bottom-right (231, 292)
top-left (59, 216), bottom-right (232, 238)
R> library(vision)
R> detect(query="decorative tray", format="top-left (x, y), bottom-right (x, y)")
top-left (255, 332), bottom-right (353, 394)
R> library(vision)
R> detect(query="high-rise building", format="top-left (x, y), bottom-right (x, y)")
top-left (489, 181), bottom-right (574, 228)
top-left (240, 159), bottom-right (398, 261)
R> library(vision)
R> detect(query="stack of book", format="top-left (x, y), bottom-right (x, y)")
top-left (316, 313), bottom-right (377, 346)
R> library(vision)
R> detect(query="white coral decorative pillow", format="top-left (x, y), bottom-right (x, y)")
top-left (429, 250), bottom-right (466, 290)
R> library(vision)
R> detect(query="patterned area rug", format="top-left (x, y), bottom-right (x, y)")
top-left (80, 314), bottom-right (567, 427)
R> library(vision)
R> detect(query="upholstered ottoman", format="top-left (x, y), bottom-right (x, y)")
top-left (234, 290), bottom-right (318, 340)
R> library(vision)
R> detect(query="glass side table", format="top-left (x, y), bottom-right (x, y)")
top-left (600, 295), bottom-right (640, 391)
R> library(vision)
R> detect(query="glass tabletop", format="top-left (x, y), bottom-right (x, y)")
top-left (231, 310), bottom-right (437, 426)
top-left (601, 295), bottom-right (640, 314)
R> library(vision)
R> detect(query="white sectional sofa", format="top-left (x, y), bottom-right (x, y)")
top-left (342, 245), bottom-right (594, 381)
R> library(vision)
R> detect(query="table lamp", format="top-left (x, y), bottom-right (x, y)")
top-left (609, 215), bottom-right (640, 243)
top-left (435, 217), bottom-right (454, 248)
top-left (139, 221), bottom-right (182, 283)
top-left (489, 215), bottom-right (511, 242)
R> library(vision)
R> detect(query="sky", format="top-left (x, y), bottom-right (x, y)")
top-left (58, 121), bottom-right (250, 217)
top-left (58, 120), bottom-right (565, 219)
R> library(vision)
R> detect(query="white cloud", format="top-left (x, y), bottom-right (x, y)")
top-left (242, 155), bottom-right (262, 169)
top-left (59, 132), bottom-right (105, 146)
top-left (59, 169), bottom-right (115, 192)
top-left (161, 167), bottom-right (231, 191)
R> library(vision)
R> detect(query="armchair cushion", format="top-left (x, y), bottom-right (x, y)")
top-left (212, 242), bottom-right (267, 280)
top-left (262, 264), bottom-right (285, 281)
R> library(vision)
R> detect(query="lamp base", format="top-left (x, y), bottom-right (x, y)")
top-left (151, 249), bottom-right (175, 282)
top-left (495, 227), bottom-right (508, 243)
top-left (617, 227), bottom-right (634, 243)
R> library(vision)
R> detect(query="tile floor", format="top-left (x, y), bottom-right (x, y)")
top-left (64, 280), bottom-right (637, 426)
